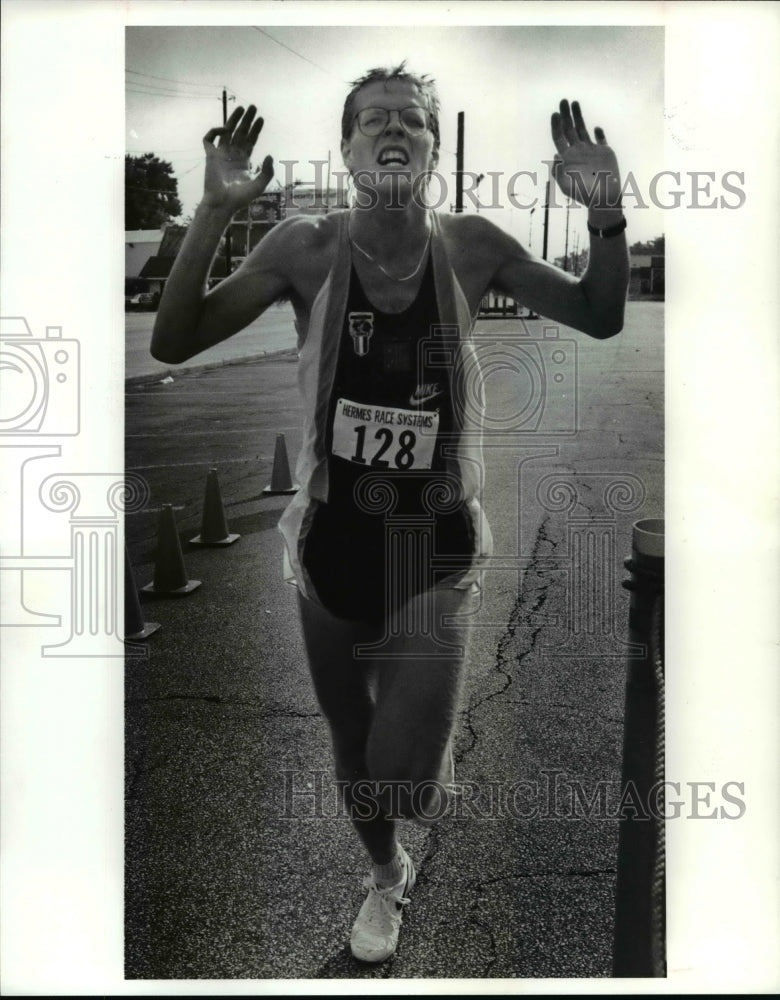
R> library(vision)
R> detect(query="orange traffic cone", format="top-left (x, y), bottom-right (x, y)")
top-left (190, 468), bottom-right (240, 546)
top-left (141, 504), bottom-right (201, 596)
top-left (263, 433), bottom-right (298, 495)
top-left (124, 546), bottom-right (160, 640)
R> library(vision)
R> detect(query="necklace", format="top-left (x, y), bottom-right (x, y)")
top-left (348, 213), bottom-right (431, 282)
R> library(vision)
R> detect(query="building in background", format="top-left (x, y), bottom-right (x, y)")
top-left (126, 229), bottom-right (165, 303)
top-left (227, 185), bottom-right (348, 266)
top-left (128, 184), bottom-right (351, 303)
top-left (629, 253), bottom-right (665, 299)
top-left (136, 225), bottom-right (194, 300)
top-left (282, 183), bottom-right (349, 220)
top-left (126, 229), bottom-right (164, 278)
top-left (227, 190), bottom-right (286, 266)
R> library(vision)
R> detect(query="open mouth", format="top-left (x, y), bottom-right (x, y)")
top-left (378, 147), bottom-right (409, 166)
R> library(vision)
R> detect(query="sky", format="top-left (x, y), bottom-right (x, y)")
top-left (126, 24), bottom-right (665, 253)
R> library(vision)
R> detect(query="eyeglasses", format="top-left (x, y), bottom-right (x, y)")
top-left (353, 106), bottom-right (429, 138)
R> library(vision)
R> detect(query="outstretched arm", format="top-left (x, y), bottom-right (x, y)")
top-left (151, 105), bottom-right (288, 364)
top-left (492, 99), bottom-right (628, 339)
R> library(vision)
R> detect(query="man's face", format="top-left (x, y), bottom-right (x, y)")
top-left (341, 80), bottom-right (438, 194)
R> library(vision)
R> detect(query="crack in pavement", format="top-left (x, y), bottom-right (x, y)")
top-left (462, 865), bottom-right (616, 976)
top-left (128, 693), bottom-right (222, 704)
top-left (311, 515), bottom-right (575, 977)
top-left (126, 694), bottom-right (320, 718)
top-left (515, 867), bottom-right (616, 878)
top-left (466, 868), bottom-right (617, 885)
top-left (465, 892), bottom-right (500, 975)
top-left (126, 699), bottom-right (322, 798)
top-left (309, 514), bottom-right (567, 979)
top-left (411, 514), bottom-right (563, 975)
top-left (454, 502), bottom-right (623, 972)
top-left (458, 514), bottom-right (558, 764)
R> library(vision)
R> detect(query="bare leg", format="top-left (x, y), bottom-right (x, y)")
top-left (298, 584), bottom-right (476, 846)
top-left (297, 591), bottom-right (399, 864)
top-left (365, 585), bottom-right (475, 822)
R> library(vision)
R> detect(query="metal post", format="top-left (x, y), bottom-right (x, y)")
top-left (542, 180), bottom-right (550, 261)
top-left (223, 87), bottom-right (232, 276)
top-left (613, 518), bottom-right (665, 977)
top-left (455, 112), bottom-right (464, 213)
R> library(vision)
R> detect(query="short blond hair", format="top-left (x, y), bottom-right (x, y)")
top-left (341, 62), bottom-right (440, 160)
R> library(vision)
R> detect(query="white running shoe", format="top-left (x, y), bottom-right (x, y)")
top-left (349, 847), bottom-right (417, 963)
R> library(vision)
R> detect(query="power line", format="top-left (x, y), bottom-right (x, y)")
top-left (127, 86), bottom-right (215, 101)
top-left (225, 87), bottom-right (335, 146)
top-left (178, 160), bottom-right (206, 178)
top-left (126, 148), bottom-right (203, 156)
top-left (251, 27), bottom-right (341, 79)
top-left (126, 80), bottom-right (215, 97)
top-left (126, 185), bottom-right (181, 196)
top-left (126, 68), bottom-right (222, 92)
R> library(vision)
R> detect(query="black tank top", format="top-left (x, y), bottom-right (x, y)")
top-left (301, 253), bottom-right (474, 622)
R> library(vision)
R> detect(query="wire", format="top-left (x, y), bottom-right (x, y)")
top-left (127, 87), bottom-right (214, 102)
top-left (126, 80), bottom-right (211, 96)
top-left (251, 27), bottom-right (342, 79)
top-left (126, 185), bottom-right (181, 196)
top-left (126, 148), bottom-right (203, 156)
top-left (178, 160), bottom-right (205, 178)
top-left (126, 68), bottom-right (222, 92)
top-left (226, 87), bottom-right (334, 146)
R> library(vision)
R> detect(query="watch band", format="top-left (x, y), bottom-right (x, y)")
top-left (587, 216), bottom-right (627, 239)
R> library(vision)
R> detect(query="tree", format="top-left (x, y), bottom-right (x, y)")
top-left (125, 153), bottom-right (182, 230)
top-left (629, 235), bottom-right (665, 256)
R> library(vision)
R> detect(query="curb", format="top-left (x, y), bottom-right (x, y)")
top-left (125, 346), bottom-right (299, 388)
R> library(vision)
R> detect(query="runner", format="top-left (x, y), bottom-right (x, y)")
top-left (151, 64), bottom-right (628, 963)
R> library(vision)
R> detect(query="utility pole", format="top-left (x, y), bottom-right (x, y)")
top-left (542, 179), bottom-right (550, 261)
top-left (223, 87), bottom-right (233, 276)
top-left (573, 231), bottom-right (580, 276)
top-left (528, 206), bottom-right (535, 251)
top-left (563, 201), bottom-right (571, 272)
top-left (455, 112), bottom-right (464, 213)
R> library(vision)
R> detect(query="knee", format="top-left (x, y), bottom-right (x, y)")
top-left (371, 773), bottom-right (451, 824)
top-left (364, 744), bottom-right (449, 822)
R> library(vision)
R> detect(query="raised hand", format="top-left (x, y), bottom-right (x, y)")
top-left (550, 100), bottom-right (621, 210)
top-left (201, 104), bottom-right (274, 212)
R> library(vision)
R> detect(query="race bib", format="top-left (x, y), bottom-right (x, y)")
top-left (332, 397), bottom-right (440, 470)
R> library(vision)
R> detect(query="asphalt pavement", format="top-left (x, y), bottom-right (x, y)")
top-left (125, 301), bottom-right (300, 383)
top-left (124, 302), bottom-right (663, 981)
